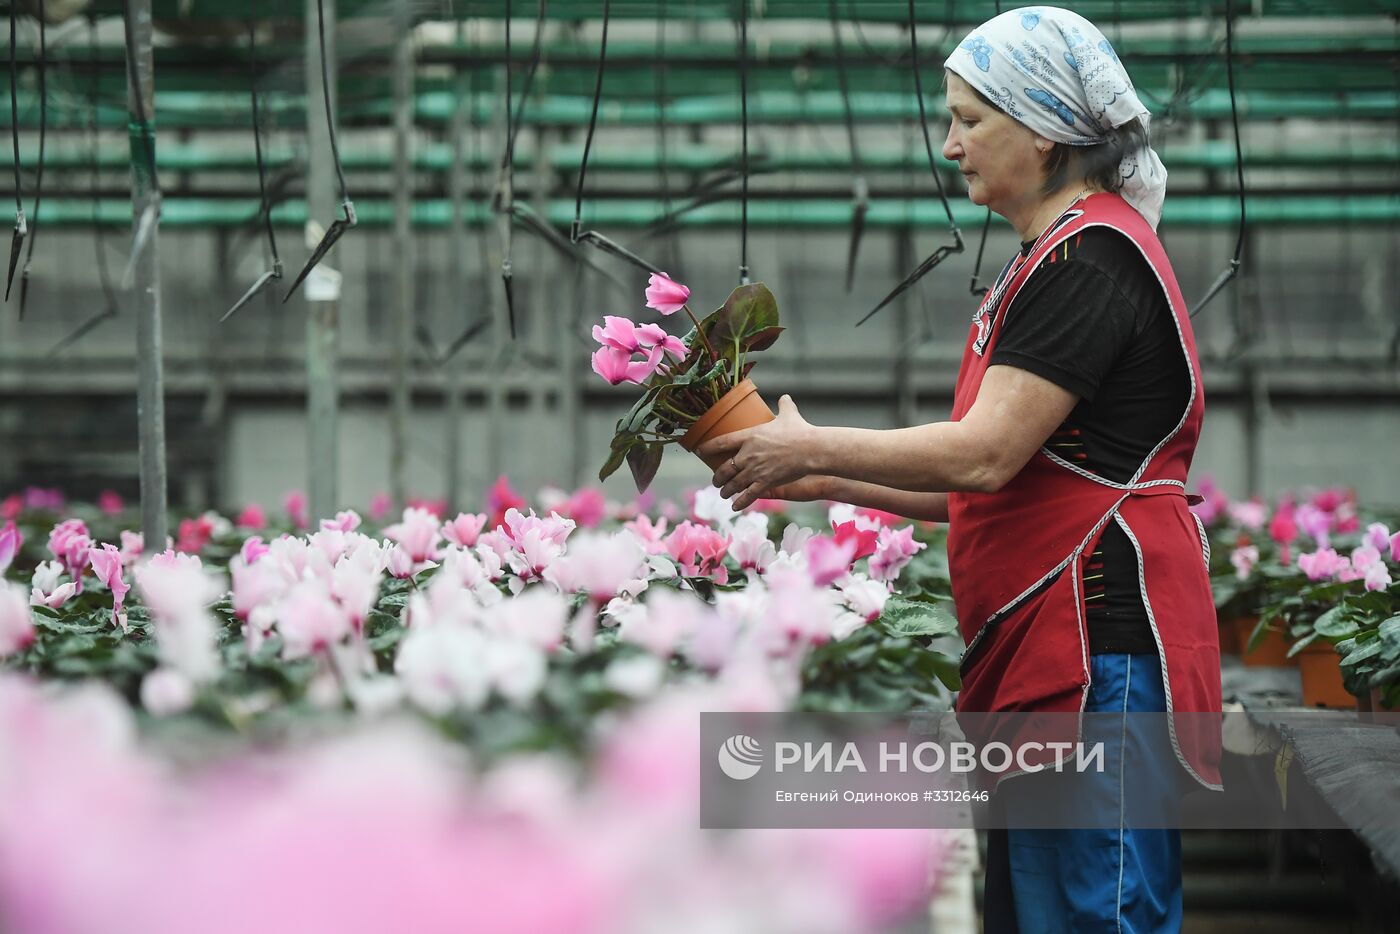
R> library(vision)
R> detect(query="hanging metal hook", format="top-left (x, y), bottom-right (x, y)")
top-left (284, 0), bottom-right (356, 303)
top-left (568, 0), bottom-right (667, 278)
top-left (17, 0), bottom-right (47, 319)
top-left (855, 0), bottom-right (966, 326)
top-left (221, 19), bottom-right (283, 322)
top-left (5, 1), bottom-right (25, 303)
top-left (1189, 0), bottom-right (1246, 320)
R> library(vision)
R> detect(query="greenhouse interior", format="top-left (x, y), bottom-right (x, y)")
top-left (1, 0), bottom-right (1398, 931)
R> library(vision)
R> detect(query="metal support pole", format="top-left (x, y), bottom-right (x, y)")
top-left (487, 61), bottom-right (508, 487)
top-left (445, 58), bottom-right (468, 514)
top-left (390, 4), bottom-right (414, 509)
top-left (894, 224), bottom-right (917, 427)
top-left (305, 0), bottom-right (340, 523)
top-left (128, 0), bottom-right (167, 548)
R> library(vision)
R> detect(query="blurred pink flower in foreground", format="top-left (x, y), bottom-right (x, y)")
top-left (804, 534), bottom-right (858, 587)
top-left (97, 490), bottom-right (125, 517)
top-left (0, 584), bottom-right (34, 656)
top-left (644, 272), bottom-right (690, 315)
top-left (0, 522), bottom-right (20, 576)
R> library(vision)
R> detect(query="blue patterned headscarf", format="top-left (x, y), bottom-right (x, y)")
top-left (944, 6), bottom-right (1167, 229)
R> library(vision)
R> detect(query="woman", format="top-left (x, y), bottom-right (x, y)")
top-left (701, 8), bottom-right (1221, 932)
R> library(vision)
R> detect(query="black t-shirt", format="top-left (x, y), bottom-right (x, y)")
top-left (989, 227), bottom-right (1190, 655)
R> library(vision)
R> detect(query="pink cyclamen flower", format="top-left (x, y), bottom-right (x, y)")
top-left (1391, 531), bottom-right (1400, 565)
top-left (89, 543), bottom-right (131, 629)
top-left (591, 345), bottom-right (665, 386)
top-left (97, 489), bottom-right (125, 517)
top-left (31, 580), bottom-right (78, 609)
top-left (1364, 562), bottom-right (1392, 592)
top-left (804, 535), bottom-right (859, 587)
top-left (633, 323), bottom-right (686, 360)
top-left (644, 272), bottom-right (690, 315)
top-left (368, 492), bottom-right (394, 522)
top-left (1297, 548), bottom-right (1348, 582)
top-left (240, 536), bottom-right (270, 565)
top-left (1227, 500), bottom-right (1268, 531)
top-left (0, 582), bottom-right (35, 655)
top-left (321, 510), bottom-right (363, 533)
top-left (0, 521), bottom-right (21, 576)
top-left (236, 503), bottom-right (267, 530)
top-left (384, 508), bottom-right (443, 563)
top-left (832, 521), bottom-right (879, 561)
top-left (1229, 545), bottom-right (1260, 582)
top-left (1364, 522), bottom-right (1391, 554)
top-left (1268, 505), bottom-right (1298, 546)
top-left (0, 494), bottom-right (20, 521)
top-left (283, 491), bottom-right (310, 529)
top-left (592, 315), bottom-right (645, 353)
top-left (560, 489), bottom-right (608, 529)
top-left (869, 525), bottom-right (927, 584)
top-left (442, 512), bottom-right (489, 548)
top-left (1294, 504), bottom-right (1332, 547)
top-left (47, 518), bottom-right (92, 580)
top-left (1350, 545), bottom-right (1381, 576)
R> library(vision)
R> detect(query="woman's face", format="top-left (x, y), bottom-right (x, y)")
top-left (942, 72), bottom-right (1051, 216)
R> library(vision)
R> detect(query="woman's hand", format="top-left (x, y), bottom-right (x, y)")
top-left (699, 395), bottom-right (822, 510)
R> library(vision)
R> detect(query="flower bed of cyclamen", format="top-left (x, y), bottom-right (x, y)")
top-left (1192, 479), bottom-right (1400, 705)
top-left (0, 481), bottom-right (960, 933)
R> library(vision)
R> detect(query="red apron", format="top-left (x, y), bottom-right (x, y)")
top-left (947, 193), bottom-right (1222, 790)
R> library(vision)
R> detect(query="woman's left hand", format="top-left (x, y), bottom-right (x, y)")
top-left (698, 395), bottom-right (819, 509)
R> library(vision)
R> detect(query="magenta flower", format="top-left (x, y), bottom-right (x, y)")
top-left (592, 315), bottom-right (644, 353)
top-left (236, 503), bottom-right (267, 530)
top-left (283, 491), bottom-right (310, 530)
top-left (97, 490), bottom-right (125, 517)
top-left (591, 345), bottom-right (665, 386)
top-left (1391, 531), bottom-right (1400, 564)
top-left (0, 521), bottom-right (20, 576)
top-left (645, 272), bottom-right (690, 315)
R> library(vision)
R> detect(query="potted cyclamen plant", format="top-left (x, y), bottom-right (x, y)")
top-left (593, 273), bottom-right (783, 492)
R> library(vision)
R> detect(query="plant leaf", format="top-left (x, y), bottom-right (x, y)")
top-left (626, 442), bottom-right (664, 493)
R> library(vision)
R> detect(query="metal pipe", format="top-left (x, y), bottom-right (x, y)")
top-left (390, 2), bottom-right (413, 510)
top-left (127, 0), bottom-right (167, 550)
top-left (24, 195), bottom-right (1400, 228)
top-left (304, 0), bottom-right (339, 524)
top-left (444, 52), bottom-right (467, 516)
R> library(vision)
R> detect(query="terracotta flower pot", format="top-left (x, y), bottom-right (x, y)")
top-left (1233, 615), bottom-right (1290, 667)
top-left (1217, 608), bottom-right (1241, 656)
top-left (1297, 640), bottom-right (1353, 709)
top-left (679, 378), bottom-right (775, 470)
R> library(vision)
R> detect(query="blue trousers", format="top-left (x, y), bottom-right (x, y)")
top-left (984, 653), bottom-right (1184, 934)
